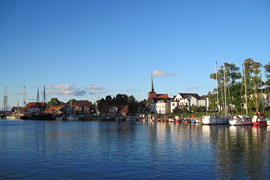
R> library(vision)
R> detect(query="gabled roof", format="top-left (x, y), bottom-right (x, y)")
top-left (75, 100), bottom-right (91, 107)
top-left (178, 93), bottom-right (200, 99)
top-left (156, 94), bottom-right (169, 99)
top-left (100, 105), bottom-right (129, 114)
top-left (46, 105), bottom-right (63, 113)
top-left (24, 102), bottom-right (46, 111)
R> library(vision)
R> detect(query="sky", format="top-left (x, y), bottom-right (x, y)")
top-left (0, 0), bottom-right (270, 109)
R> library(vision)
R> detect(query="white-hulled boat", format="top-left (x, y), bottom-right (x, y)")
top-left (202, 115), bottom-right (228, 125)
top-left (252, 113), bottom-right (266, 126)
top-left (229, 115), bottom-right (252, 126)
top-left (266, 118), bottom-right (270, 126)
top-left (67, 114), bottom-right (79, 121)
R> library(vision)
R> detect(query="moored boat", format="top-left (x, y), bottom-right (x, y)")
top-left (267, 118), bottom-right (270, 126)
top-left (202, 115), bottom-right (228, 125)
top-left (229, 115), bottom-right (252, 126)
top-left (252, 112), bottom-right (266, 126)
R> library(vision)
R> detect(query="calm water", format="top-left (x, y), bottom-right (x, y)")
top-left (1, 120), bottom-right (270, 180)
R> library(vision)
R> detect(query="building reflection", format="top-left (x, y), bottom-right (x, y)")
top-left (208, 125), bottom-right (268, 179)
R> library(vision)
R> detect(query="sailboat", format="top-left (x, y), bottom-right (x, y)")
top-left (202, 62), bottom-right (228, 125)
top-left (229, 63), bottom-right (252, 126)
top-left (252, 74), bottom-right (266, 126)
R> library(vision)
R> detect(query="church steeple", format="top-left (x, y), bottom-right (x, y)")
top-left (150, 76), bottom-right (155, 92)
top-left (148, 76), bottom-right (156, 99)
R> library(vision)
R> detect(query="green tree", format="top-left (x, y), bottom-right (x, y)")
top-left (210, 62), bottom-right (242, 113)
top-left (251, 61), bottom-right (262, 111)
top-left (264, 62), bottom-right (270, 108)
top-left (47, 98), bottom-right (62, 108)
top-left (67, 99), bottom-right (77, 105)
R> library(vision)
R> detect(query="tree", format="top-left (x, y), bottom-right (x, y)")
top-left (264, 62), bottom-right (270, 108)
top-left (251, 61), bottom-right (262, 111)
top-left (67, 99), bottom-right (77, 105)
top-left (128, 95), bottom-right (136, 104)
top-left (210, 62), bottom-right (242, 113)
top-left (47, 98), bottom-right (62, 108)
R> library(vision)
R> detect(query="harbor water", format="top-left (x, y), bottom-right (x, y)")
top-left (1, 119), bottom-right (270, 179)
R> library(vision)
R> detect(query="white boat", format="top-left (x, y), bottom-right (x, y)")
top-left (126, 116), bottom-right (138, 121)
top-left (267, 118), bottom-right (270, 126)
top-left (6, 115), bottom-right (17, 120)
top-left (62, 114), bottom-right (79, 121)
top-left (228, 115), bottom-right (252, 126)
top-left (202, 115), bottom-right (228, 125)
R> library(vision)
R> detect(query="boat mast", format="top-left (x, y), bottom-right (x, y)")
top-left (215, 61), bottom-right (219, 112)
top-left (223, 64), bottom-right (227, 116)
top-left (3, 87), bottom-right (8, 113)
top-left (260, 73), bottom-right (264, 111)
top-left (37, 86), bottom-right (40, 103)
top-left (243, 63), bottom-right (248, 115)
top-left (23, 86), bottom-right (26, 107)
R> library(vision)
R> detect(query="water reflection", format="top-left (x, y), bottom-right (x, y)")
top-left (1, 120), bottom-right (270, 179)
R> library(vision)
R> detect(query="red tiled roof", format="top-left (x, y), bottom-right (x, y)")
top-left (24, 102), bottom-right (46, 111)
top-left (75, 100), bottom-right (91, 107)
top-left (156, 94), bottom-right (169, 99)
top-left (46, 105), bottom-right (63, 113)
top-left (100, 105), bottom-right (129, 114)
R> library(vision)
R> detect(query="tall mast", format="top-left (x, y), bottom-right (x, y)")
top-left (223, 64), bottom-right (227, 116)
top-left (243, 63), bottom-right (248, 115)
top-left (43, 85), bottom-right (46, 103)
top-left (3, 87), bottom-right (8, 113)
top-left (215, 61), bottom-right (219, 112)
top-left (37, 86), bottom-right (40, 103)
top-left (260, 73), bottom-right (264, 111)
top-left (23, 86), bottom-right (26, 107)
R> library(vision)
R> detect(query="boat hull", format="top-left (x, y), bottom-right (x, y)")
top-left (202, 116), bottom-right (228, 125)
top-left (229, 115), bottom-right (252, 126)
top-left (252, 115), bottom-right (266, 126)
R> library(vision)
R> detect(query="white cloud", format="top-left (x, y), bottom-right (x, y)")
top-left (152, 70), bottom-right (176, 77)
top-left (85, 85), bottom-right (105, 95)
top-left (74, 89), bottom-right (87, 96)
top-left (53, 84), bottom-right (73, 91)
top-left (126, 88), bottom-right (141, 93)
top-left (17, 91), bottom-right (26, 95)
top-left (187, 86), bottom-right (200, 91)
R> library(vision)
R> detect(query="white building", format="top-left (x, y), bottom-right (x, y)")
top-left (171, 93), bottom-right (208, 112)
top-left (156, 100), bottom-right (170, 114)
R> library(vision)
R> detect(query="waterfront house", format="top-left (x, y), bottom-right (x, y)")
top-left (156, 100), bottom-right (171, 114)
top-left (100, 105), bottom-right (129, 117)
top-left (10, 106), bottom-right (24, 115)
top-left (23, 102), bottom-right (46, 116)
top-left (45, 105), bottom-right (63, 115)
top-left (171, 93), bottom-right (208, 112)
top-left (148, 76), bottom-right (171, 113)
top-left (74, 100), bottom-right (91, 114)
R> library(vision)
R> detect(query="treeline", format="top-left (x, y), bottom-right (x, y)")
top-left (208, 58), bottom-right (270, 114)
top-left (98, 94), bottom-right (145, 114)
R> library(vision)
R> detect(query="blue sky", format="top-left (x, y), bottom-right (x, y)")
top-left (0, 0), bottom-right (270, 108)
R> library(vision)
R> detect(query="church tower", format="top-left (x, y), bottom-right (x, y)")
top-left (148, 76), bottom-right (156, 99)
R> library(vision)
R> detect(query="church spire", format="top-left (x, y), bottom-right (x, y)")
top-left (150, 76), bottom-right (155, 92)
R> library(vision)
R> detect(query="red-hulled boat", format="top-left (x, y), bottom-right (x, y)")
top-left (252, 111), bottom-right (267, 126)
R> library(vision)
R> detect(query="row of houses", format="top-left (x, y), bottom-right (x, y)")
top-left (21, 100), bottom-right (92, 116)
top-left (148, 77), bottom-right (209, 114)
top-left (149, 93), bottom-right (209, 114)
